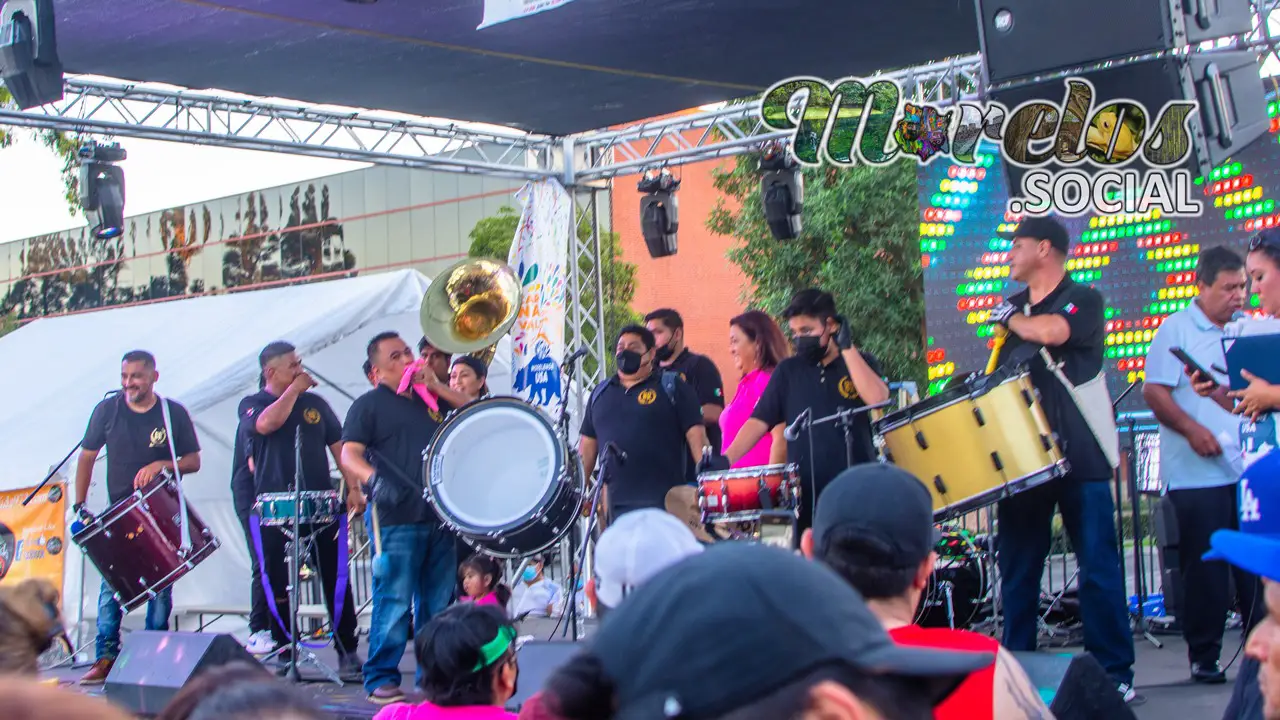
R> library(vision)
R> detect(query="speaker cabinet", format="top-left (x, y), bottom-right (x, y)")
top-left (1012, 651), bottom-right (1137, 719)
top-left (103, 631), bottom-right (259, 716)
top-left (505, 640), bottom-right (582, 712)
top-left (977, 0), bottom-right (1255, 84)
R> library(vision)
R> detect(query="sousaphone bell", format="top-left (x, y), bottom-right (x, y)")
top-left (419, 257), bottom-right (522, 367)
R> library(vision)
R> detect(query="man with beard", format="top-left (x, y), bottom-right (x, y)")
top-left (74, 350), bottom-right (201, 685)
top-left (713, 289), bottom-right (889, 535)
top-left (341, 332), bottom-right (457, 705)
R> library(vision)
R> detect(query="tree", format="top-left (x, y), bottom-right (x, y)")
top-left (0, 310), bottom-right (18, 339)
top-left (0, 87), bottom-right (83, 214)
top-left (468, 205), bottom-right (641, 377)
top-left (707, 158), bottom-right (926, 387)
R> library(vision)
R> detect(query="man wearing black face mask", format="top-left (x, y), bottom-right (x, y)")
top-left (645, 309), bottom-right (726, 452)
top-left (579, 325), bottom-right (708, 522)
top-left (715, 289), bottom-right (889, 534)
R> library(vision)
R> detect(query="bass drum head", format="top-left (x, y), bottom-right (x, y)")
top-left (427, 397), bottom-right (567, 538)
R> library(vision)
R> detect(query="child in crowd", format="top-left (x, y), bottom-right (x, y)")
top-left (374, 603), bottom-right (518, 720)
top-left (459, 554), bottom-right (512, 609)
top-left (510, 555), bottom-right (562, 619)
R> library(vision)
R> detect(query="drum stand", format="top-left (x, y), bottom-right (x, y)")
top-left (267, 427), bottom-right (344, 686)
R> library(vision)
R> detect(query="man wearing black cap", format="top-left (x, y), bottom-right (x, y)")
top-left (802, 464), bottom-right (1054, 720)
top-left (987, 216), bottom-right (1135, 702)
top-left (238, 341), bottom-right (362, 678)
top-left (539, 542), bottom-right (991, 720)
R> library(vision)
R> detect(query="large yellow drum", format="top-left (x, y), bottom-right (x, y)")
top-left (873, 368), bottom-right (1068, 518)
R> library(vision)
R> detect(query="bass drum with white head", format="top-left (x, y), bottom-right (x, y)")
top-left (424, 397), bottom-right (582, 559)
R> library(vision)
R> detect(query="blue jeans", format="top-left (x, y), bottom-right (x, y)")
top-left (95, 581), bottom-right (172, 661)
top-left (996, 476), bottom-right (1135, 685)
top-left (363, 522), bottom-right (457, 694)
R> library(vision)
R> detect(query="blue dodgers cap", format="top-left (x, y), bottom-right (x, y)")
top-left (1204, 450), bottom-right (1280, 580)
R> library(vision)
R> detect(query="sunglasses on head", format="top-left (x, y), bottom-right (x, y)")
top-left (1250, 231), bottom-right (1280, 252)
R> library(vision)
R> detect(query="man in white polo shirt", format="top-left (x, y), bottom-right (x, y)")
top-left (1145, 245), bottom-right (1264, 684)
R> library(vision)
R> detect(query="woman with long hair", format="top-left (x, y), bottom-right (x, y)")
top-left (450, 356), bottom-right (491, 404)
top-left (719, 310), bottom-right (791, 467)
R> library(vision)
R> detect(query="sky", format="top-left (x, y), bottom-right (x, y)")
top-left (0, 135), bottom-right (369, 243)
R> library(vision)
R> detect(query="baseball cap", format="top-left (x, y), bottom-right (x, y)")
top-left (1204, 450), bottom-right (1280, 580)
top-left (594, 509), bottom-right (703, 608)
top-left (590, 542), bottom-right (993, 719)
top-left (999, 216), bottom-right (1071, 255)
top-left (812, 464), bottom-right (939, 565)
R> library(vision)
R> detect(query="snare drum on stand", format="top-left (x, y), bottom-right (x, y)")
top-left (874, 366), bottom-right (1068, 518)
top-left (696, 464), bottom-right (801, 548)
top-left (425, 397), bottom-right (583, 559)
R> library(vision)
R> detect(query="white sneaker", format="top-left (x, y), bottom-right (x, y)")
top-left (1117, 682), bottom-right (1136, 704)
top-left (245, 631), bottom-right (277, 655)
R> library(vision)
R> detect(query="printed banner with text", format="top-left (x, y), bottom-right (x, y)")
top-left (477, 0), bottom-right (577, 29)
top-left (0, 482), bottom-right (66, 592)
top-left (508, 179), bottom-right (571, 421)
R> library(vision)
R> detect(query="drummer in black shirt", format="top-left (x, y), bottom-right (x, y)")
top-left (579, 325), bottom-right (707, 522)
top-left (986, 216), bottom-right (1135, 701)
top-left (646, 309), bottom-right (726, 452)
top-left (73, 350), bottom-right (201, 685)
top-left (340, 331), bottom-right (458, 705)
top-left (239, 341), bottom-right (361, 677)
top-left (712, 289), bottom-right (889, 534)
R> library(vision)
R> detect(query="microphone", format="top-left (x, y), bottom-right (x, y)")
top-left (784, 408), bottom-right (812, 442)
top-left (604, 441), bottom-right (627, 465)
top-left (564, 347), bottom-right (589, 366)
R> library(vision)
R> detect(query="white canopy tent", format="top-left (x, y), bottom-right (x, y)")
top-left (0, 269), bottom-right (582, 639)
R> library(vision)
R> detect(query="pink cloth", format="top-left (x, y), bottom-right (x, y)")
top-left (464, 592), bottom-right (502, 607)
top-left (719, 368), bottom-right (774, 467)
top-left (397, 359), bottom-right (440, 412)
top-left (374, 701), bottom-right (516, 720)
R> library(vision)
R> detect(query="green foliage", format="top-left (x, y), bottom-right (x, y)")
top-left (0, 86), bottom-right (84, 215)
top-left (0, 309), bottom-right (18, 339)
top-left (467, 205), bottom-right (641, 377)
top-left (707, 159), bottom-right (926, 388)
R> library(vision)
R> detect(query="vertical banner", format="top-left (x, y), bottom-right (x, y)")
top-left (0, 482), bottom-right (66, 592)
top-left (477, 0), bottom-right (578, 29)
top-left (509, 179), bottom-right (572, 421)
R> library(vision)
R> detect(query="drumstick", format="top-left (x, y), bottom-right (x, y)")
top-left (985, 325), bottom-right (1008, 375)
top-left (370, 503), bottom-right (383, 557)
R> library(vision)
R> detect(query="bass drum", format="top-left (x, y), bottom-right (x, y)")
top-left (425, 397), bottom-right (583, 559)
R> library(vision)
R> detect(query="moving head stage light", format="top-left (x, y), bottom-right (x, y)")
top-left (79, 142), bottom-right (127, 240)
top-left (759, 143), bottom-right (803, 240)
top-left (0, 0), bottom-right (62, 109)
top-left (639, 168), bottom-right (680, 258)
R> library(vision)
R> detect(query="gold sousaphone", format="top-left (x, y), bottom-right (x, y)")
top-left (419, 257), bottom-right (523, 367)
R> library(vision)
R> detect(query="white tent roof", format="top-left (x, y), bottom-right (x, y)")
top-left (0, 269), bottom-right (532, 631)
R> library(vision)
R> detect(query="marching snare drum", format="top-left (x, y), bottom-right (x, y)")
top-left (696, 463), bottom-right (801, 523)
top-left (874, 366), bottom-right (1068, 518)
top-left (72, 474), bottom-right (219, 612)
top-left (425, 397), bottom-right (582, 559)
top-left (253, 490), bottom-right (342, 526)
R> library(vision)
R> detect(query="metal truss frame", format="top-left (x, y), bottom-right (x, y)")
top-left (0, 77), bottom-right (560, 181)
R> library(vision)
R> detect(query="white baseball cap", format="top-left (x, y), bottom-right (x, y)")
top-left (594, 509), bottom-right (704, 609)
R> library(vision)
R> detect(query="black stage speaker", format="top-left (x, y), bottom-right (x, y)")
top-left (505, 640), bottom-right (581, 712)
top-left (103, 631), bottom-right (259, 715)
top-left (992, 51), bottom-right (1269, 199)
top-left (1012, 651), bottom-right (1136, 720)
top-left (1153, 494), bottom-right (1183, 620)
top-left (977, 0), bottom-right (1254, 84)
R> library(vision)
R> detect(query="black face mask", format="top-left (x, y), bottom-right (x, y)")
top-left (794, 335), bottom-right (827, 363)
top-left (655, 343), bottom-right (676, 363)
top-left (616, 350), bottom-right (645, 375)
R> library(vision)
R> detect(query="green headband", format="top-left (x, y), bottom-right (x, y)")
top-left (473, 625), bottom-right (517, 672)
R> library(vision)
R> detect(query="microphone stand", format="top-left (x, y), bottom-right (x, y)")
top-left (553, 350), bottom-right (588, 641)
top-left (809, 401), bottom-right (893, 469)
top-left (25, 390), bottom-right (121, 506)
top-left (1111, 380), bottom-right (1162, 648)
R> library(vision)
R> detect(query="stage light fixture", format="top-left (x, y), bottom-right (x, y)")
top-left (759, 143), bottom-right (803, 240)
top-left (0, 0), bottom-right (62, 109)
top-left (638, 168), bottom-right (680, 258)
top-left (79, 142), bottom-right (127, 240)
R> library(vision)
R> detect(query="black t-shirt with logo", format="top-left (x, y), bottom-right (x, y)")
top-left (81, 395), bottom-right (201, 505)
top-left (997, 277), bottom-right (1111, 481)
top-left (751, 352), bottom-right (883, 525)
top-left (342, 385), bottom-right (448, 526)
top-left (664, 348), bottom-right (726, 452)
top-left (239, 390), bottom-right (343, 495)
top-left (580, 372), bottom-right (703, 514)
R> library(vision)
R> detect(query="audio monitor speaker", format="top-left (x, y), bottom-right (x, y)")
top-left (103, 631), bottom-right (259, 715)
top-left (504, 640), bottom-right (582, 712)
top-left (1012, 651), bottom-right (1136, 720)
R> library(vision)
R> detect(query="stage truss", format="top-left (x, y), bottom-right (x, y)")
top-left (3, 0), bottom-right (1280, 374)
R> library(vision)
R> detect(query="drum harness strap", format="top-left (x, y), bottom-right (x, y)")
top-left (1037, 346), bottom-right (1121, 469)
top-left (155, 394), bottom-right (192, 556)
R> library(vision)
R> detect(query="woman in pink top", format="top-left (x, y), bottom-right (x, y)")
top-left (719, 310), bottom-right (792, 467)
top-left (374, 604), bottom-right (520, 720)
